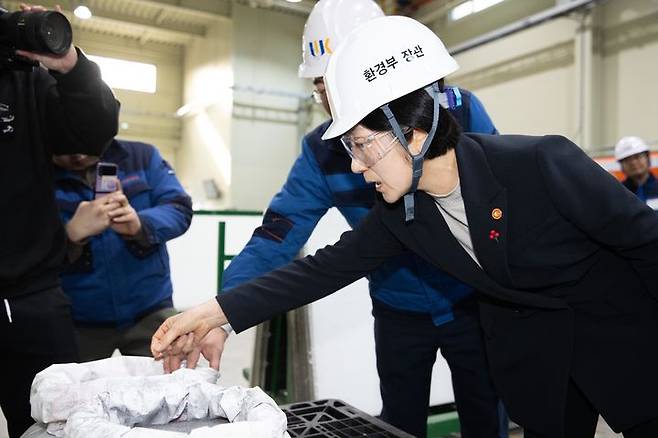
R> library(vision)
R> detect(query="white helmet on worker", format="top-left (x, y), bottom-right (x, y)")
top-left (321, 16), bottom-right (458, 221)
top-left (321, 16), bottom-right (458, 140)
top-left (615, 136), bottom-right (649, 161)
top-left (298, 0), bottom-right (385, 79)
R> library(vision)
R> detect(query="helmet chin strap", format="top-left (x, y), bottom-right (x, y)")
top-left (380, 81), bottom-right (442, 222)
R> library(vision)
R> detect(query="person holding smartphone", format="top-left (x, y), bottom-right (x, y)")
top-left (52, 139), bottom-right (192, 363)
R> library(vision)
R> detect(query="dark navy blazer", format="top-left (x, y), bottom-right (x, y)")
top-left (218, 133), bottom-right (658, 435)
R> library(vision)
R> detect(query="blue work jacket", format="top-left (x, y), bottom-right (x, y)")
top-left (54, 140), bottom-right (192, 326)
top-left (223, 88), bottom-right (497, 325)
top-left (623, 173), bottom-right (658, 206)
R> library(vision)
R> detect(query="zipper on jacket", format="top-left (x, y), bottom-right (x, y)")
top-left (4, 298), bottom-right (12, 323)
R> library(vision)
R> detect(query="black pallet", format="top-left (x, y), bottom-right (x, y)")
top-left (281, 399), bottom-right (414, 438)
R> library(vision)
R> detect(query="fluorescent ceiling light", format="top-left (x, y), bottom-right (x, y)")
top-left (285, 0), bottom-right (303, 2)
top-left (473, 0), bottom-right (505, 13)
top-left (450, 1), bottom-right (474, 20)
top-left (88, 55), bottom-right (157, 93)
top-left (450, 0), bottom-right (505, 21)
top-left (176, 103), bottom-right (194, 117)
top-left (73, 5), bottom-right (92, 19)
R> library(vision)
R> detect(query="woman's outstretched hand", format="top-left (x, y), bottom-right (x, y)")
top-left (151, 298), bottom-right (226, 360)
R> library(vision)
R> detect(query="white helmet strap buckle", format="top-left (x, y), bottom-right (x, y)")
top-left (380, 81), bottom-right (442, 222)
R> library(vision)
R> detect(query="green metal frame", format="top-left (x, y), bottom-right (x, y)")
top-left (211, 211), bottom-right (288, 402)
top-left (201, 210), bottom-right (263, 292)
top-left (195, 209), bottom-right (262, 216)
top-left (217, 222), bottom-right (234, 292)
top-left (426, 411), bottom-right (460, 437)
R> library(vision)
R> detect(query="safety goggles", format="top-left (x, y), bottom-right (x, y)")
top-left (312, 78), bottom-right (326, 104)
top-left (341, 128), bottom-right (411, 168)
top-left (311, 88), bottom-right (325, 104)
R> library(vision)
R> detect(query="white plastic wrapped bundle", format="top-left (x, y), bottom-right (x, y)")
top-left (23, 356), bottom-right (288, 438)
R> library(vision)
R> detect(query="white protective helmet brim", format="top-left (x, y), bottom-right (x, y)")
top-left (322, 16), bottom-right (459, 140)
top-left (299, 0), bottom-right (385, 79)
top-left (615, 136), bottom-right (649, 161)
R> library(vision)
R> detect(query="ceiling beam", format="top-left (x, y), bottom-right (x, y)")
top-left (232, 0), bottom-right (315, 16)
top-left (87, 10), bottom-right (207, 37)
top-left (154, 8), bottom-right (169, 25)
top-left (413, 0), bottom-right (463, 24)
top-left (126, 0), bottom-right (230, 22)
top-left (2, 0), bottom-right (227, 38)
top-left (73, 13), bottom-right (196, 44)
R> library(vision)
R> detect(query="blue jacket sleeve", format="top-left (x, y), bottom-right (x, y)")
top-left (222, 138), bottom-right (333, 291)
top-left (218, 204), bottom-right (406, 333)
top-left (136, 146), bottom-right (193, 245)
top-left (468, 92), bottom-right (499, 135)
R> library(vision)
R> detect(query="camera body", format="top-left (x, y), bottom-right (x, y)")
top-left (0, 8), bottom-right (72, 70)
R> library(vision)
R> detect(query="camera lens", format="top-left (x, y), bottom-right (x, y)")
top-left (0, 10), bottom-right (72, 55)
top-left (38, 12), bottom-right (71, 54)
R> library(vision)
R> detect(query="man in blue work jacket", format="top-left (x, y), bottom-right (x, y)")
top-left (52, 139), bottom-right (192, 361)
top-left (169, 1), bottom-right (505, 437)
top-left (615, 136), bottom-right (658, 209)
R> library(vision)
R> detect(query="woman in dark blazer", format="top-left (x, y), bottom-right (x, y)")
top-left (152, 17), bottom-right (658, 437)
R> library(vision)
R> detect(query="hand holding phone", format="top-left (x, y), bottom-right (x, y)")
top-left (65, 197), bottom-right (119, 244)
top-left (107, 192), bottom-right (142, 237)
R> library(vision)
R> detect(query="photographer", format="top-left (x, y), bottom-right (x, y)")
top-left (0, 4), bottom-right (119, 437)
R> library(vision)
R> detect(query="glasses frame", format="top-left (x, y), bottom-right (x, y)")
top-left (311, 89), bottom-right (325, 104)
top-left (340, 128), bottom-right (411, 168)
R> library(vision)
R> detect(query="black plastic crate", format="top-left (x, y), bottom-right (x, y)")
top-left (281, 399), bottom-right (414, 438)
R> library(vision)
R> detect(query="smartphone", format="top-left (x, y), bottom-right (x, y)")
top-left (94, 162), bottom-right (119, 199)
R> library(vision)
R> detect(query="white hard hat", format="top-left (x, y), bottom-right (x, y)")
top-left (615, 136), bottom-right (649, 161)
top-left (321, 16), bottom-right (459, 140)
top-left (298, 0), bottom-right (384, 79)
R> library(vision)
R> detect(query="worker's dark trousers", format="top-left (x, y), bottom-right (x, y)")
top-left (75, 302), bottom-right (176, 362)
top-left (373, 298), bottom-right (505, 438)
top-left (0, 287), bottom-right (79, 438)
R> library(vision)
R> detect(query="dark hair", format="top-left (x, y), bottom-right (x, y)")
top-left (358, 83), bottom-right (462, 160)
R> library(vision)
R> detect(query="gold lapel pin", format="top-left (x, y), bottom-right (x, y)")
top-left (491, 208), bottom-right (503, 220)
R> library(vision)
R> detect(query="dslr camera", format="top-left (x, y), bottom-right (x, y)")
top-left (0, 7), bottom-right (72, 70)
